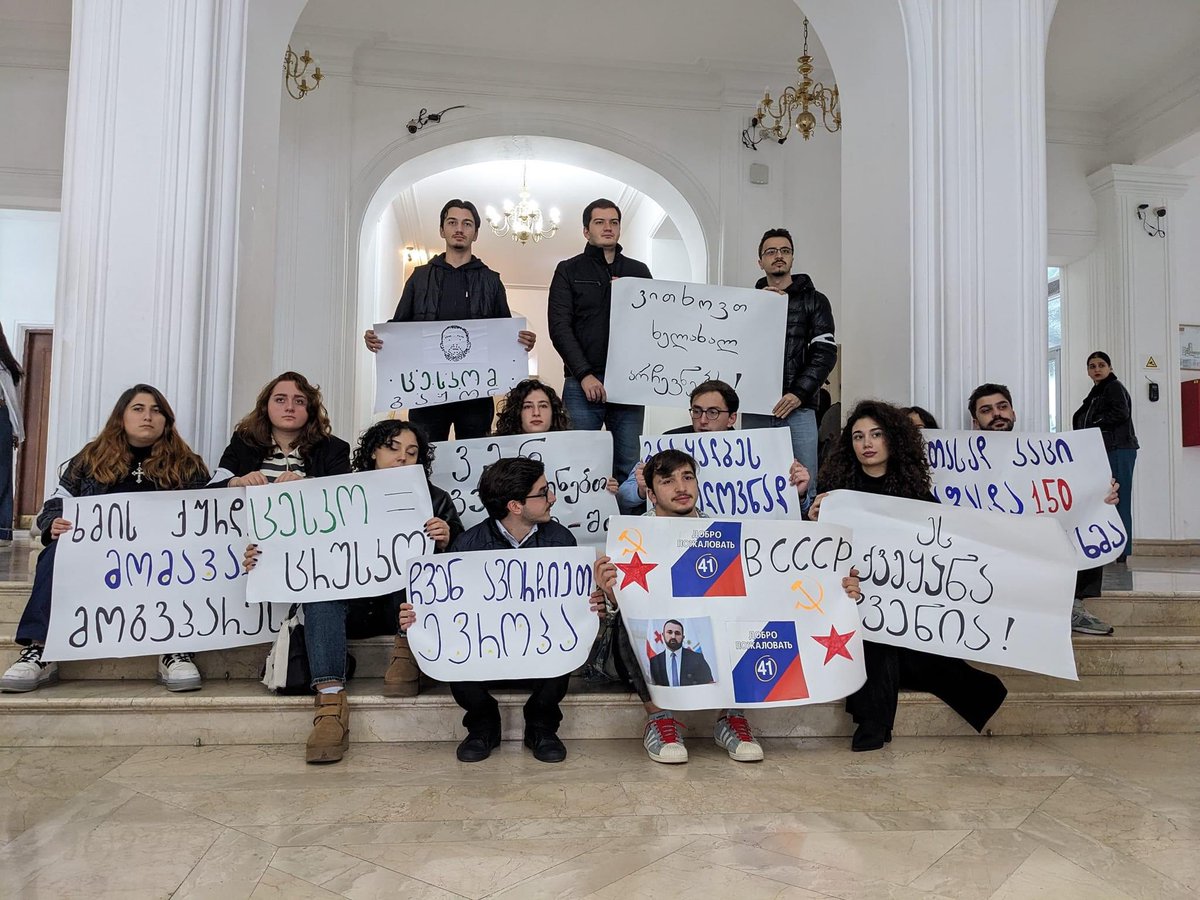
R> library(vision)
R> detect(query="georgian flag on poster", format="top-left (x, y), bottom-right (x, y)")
top-left (607, 516), bottom-right (866, 710)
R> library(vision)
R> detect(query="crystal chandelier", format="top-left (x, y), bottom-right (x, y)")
top-left (485, 164), bottom-right (560, 245)
top-left (743, 18), bottom-right (840, 148)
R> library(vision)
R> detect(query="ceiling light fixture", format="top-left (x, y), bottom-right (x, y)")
top-left (485, 163), bottom-right (560, 245)
top-left (742, 18), bottom-right (840, 149)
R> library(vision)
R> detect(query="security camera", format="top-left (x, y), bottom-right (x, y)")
top-left (1155, 207), bottom-right (1167, 218)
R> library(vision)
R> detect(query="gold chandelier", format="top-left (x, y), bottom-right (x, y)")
top-left (746, 19), bottom-right (840, 146)
top-left (485, 164), bottom-right (560, 245)
top-left (283, 45), bottom-right (323, 100)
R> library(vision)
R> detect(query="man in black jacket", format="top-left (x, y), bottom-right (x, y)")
top-left (364, 199), bottom-right (536, 441)
top-left (742, 228), bottom-right (838, 513)
top-left (436, 457), bottom-right (600, 764)
top-left (649, 619), bottom-right (715, 686)
top-left (548, 199), bottom-right (651, 502)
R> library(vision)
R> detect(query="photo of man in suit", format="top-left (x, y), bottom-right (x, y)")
top-left (649, 619), bottom-right (715, 687)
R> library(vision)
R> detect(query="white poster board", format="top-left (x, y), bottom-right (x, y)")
top-left (44, 490), bottom-right (289, 661)
top-left (820, 490), bottom-right (1079, 680)
top-left (244, 467), bottom-right (435, 604)
top-left (603, 279), bottom-right (786, 414)
top-left (373, 317), bottom-right (527, 412)
top-left (405, 547), bottom-right (599, 680)
top-left (430, 431), bottom-right (618, 545)
top-left (924, 428), bottom-right (1126, 567)
top-left (638, 428), bottom-right (801, 519)
top-left (606, 515), bottom-right (865, 710)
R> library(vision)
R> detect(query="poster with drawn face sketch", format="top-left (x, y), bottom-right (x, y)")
top-left (373, 317), bottom-right (527, 412)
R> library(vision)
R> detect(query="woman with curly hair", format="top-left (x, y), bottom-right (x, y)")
top-left (492, 379), bottom-right (572, 436)
top-left (810, 399), bottom-right (1007, 752)
top-left (244, 418), bottom-right (462, 763)
top-left (1, 385), bottom-right (211, 694)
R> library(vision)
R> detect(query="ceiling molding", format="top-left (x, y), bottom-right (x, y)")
top-left (1046, 107), bottom-right (1108, 146)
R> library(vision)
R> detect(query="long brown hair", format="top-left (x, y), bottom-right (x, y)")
top-left (233, 371), bottom-right (333, 458)
top-left (73, 384), bottom-right (209, 487)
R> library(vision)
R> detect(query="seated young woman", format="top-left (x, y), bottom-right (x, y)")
top-left (809, 399), bottom-right (1007, 752)
top-left (243, 419), bottom-right (462, 764)
top-left (1, 385), bottom-right (211, 693)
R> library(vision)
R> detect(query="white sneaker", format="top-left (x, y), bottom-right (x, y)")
top-left (714, 714), bottom-right (764, 762)
top-left (158, 653), bottom-right (202, 692)
top-left (1, 645), bottom-right (59, 692)
top-left (644, 716), bottom-right (688, 764)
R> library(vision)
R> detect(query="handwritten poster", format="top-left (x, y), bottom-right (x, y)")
top-left (373, 317), bottom-right (527, 412)
top-left (44, 490), bottom-right (289, 661)
top-left (244, 467), bottom-right (435, 604)
top-left (606, 515), bottom-right (865, 710)
top-left (430, 431), bottom-right (618, 545)
top-left (638, 428), bottom-right (800, 519)
top-left (924, 428), bottom-right (1126, 567)
top-left (604, 279), bottom-right (786, 414)
top-left (820, 490), bottom-right (1079, 680)
top-left (404, 547), bottom-right (598, 680)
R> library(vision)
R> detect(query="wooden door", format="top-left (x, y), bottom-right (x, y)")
top-left (16, 329), bottom-right (52, 522)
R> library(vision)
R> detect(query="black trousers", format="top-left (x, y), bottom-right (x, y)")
top-left (1074, 566), bottom-right (1104, 600)
top-left (450, 674), bottom-right (571, 736)
top-left (409, 398), bottom-right (495, 442)
top-left (846, 641), bottom-right (1007, 733)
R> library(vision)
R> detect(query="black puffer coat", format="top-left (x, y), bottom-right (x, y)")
top-left (1072, 373), bottom-right (1139, 451)
top-left (753, 273), bottom-right (838, 409)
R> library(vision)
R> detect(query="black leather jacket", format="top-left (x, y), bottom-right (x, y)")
top-left (548, 242), bottom-right (652, 381)
top-left (392, 254), bottom-right (510, 321)
top-left (753, 273), bottom-right (838, 408)
top-left (1072, 373), bottom-right (1139, 451)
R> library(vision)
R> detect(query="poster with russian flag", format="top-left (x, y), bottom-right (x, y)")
top-left (607, 515), bottom-right (866, 710)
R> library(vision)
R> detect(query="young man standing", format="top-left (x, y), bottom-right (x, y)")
top-left (744, 228), bottom-right (838, 512)
top-left (364, 199), bottom-right (536, 441)
top-left (548, 199), bottom-right (651, 501)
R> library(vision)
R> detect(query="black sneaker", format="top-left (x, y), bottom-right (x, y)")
top-left (524, 729), bottom-right (566, 763)
top-left (456, 731), bottom-right (500, 762)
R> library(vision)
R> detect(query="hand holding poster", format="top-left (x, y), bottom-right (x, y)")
top-left (638, 429), bottom-right (801, 519)
top-left (404, 547), bottom-right (599, 680)
top-left (245, 467), bottom-right (435, 604)
top-left (819, 490), bottom-right (1078, 680)
top-left (430, 431), bottom-right (618, 544)
top-left (604, 279), bottom-right (786, 414)
top-left (372, 317), bottom-right (527, 412)
top-left (606, 515), bottom-right (865, 710)
top-left (44, 490), bottom-right (288, 660)
top-left (923, 428), bottom-right (1126, 567)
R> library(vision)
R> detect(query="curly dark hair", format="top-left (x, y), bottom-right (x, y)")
top-left (492, 379), bottom-right (572, 435)
top-left (818, 399), bottom-right (931, 500)
top-left (352, 419), bottom-right (435, 477)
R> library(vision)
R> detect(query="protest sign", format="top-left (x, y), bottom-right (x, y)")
top-left (44, 490), bottom-right (289, 661)
top-left (606, 515), bottom-right (865, 710)
top-left (637, 428), bottom-right (801, 519)
top-left (430, 431), bottom-right (618, 544)
top-left (820, 490), bottom-right (1078, 680)
top-left (245, 467), bottom-right (435, 604)
top-left (923, 428), bottom-right (1126, 567)
top-left (404, 547), bottom-right (599, 680)
top-left (372, 317), bottom-right (527, 412)
top-left (603, 279), bottom-right (785, 414)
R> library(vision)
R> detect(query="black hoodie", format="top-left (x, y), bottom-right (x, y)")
top-left (753, 272), bottom-right (838, 408)
top-left (391, 253), bottom-right (511, 322)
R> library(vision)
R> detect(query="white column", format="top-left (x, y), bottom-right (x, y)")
top-left (1085, 165), bottom-right (1189, 541)
top-left (49, 0), bottom-right (249, 474)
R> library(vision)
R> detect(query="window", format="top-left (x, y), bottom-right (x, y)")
top-left (1048, 267), bottom-right (1062, 431)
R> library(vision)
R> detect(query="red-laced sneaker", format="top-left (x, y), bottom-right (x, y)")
top-left (643, 716), bottom-right (688, 764)
top-left (714, 714), bottom-right (764, 762)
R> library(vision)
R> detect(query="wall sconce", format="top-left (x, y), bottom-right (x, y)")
top-left (402, 246), bottom-right (430, 265)
top-left (1137, 203), bottom-right (1166, 238)
top-left (284, 45), bottom-right (323, 100)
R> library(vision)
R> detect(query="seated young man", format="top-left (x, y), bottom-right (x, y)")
top-left (598, 449), bottom-right (858, 764)
top-left (405, 456), bottom-right (603, 764)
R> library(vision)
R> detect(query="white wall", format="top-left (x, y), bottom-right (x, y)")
top-left (0, 20), bottom-right (68, 210)
top-left (1169, 169), bottom-right (1200, 537)
top-left (0, 209), bottom-right (58, 348)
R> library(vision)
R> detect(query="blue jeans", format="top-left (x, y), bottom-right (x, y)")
top-left (0, 410), bottom-right (13, 540)
top-left (303, 592), bottom-right (404, 687)
top-left (16, 541), bottom-right (56, 645)
top-left (562, 377), bottom-right (644, 511)
top-left (1107, 448), bottom-right (1136, 560)
top-left (740, 407), bottom-right (818, 512)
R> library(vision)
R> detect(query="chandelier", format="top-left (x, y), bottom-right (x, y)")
top-left (485, 164), bottom-right (560, 245)
top-left (743, 18), bottom-right (840, 148)
top-left (283, 45), bottom-right (323, 100)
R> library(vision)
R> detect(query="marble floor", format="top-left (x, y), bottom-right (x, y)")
top-left (0, 734), bottom-right (1197, 898)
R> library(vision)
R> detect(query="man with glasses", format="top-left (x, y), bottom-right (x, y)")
top-left (432, 457), bottom-right (601, 763)
top-left (617, 379), bottom-right (809, 511)
top-left (741, 228), bottom-right (838, 513)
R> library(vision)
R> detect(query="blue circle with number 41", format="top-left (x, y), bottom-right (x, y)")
top-left (754, 655), bottom-right (778, 682)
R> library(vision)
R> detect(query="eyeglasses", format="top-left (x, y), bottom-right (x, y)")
top-left (524, 486), bottom-right (554, 501)
top-left (689, 406), bottom-right (730, 420)
top-left (761, 247), bottom-right (793, 259)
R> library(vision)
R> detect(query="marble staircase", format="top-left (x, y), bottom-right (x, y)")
top-left (3, 574), bottom-right (1199, 747)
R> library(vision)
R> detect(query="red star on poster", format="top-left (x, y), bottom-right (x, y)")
top-left (615, 552), bottom-right (658, 591)
top-left (812, 626), bottom-right (856, 664)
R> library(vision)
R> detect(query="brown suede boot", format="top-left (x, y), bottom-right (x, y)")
top-left (382, 634), bottom-right (419, 697)
top-left (305, 691), bottom-right (350, 764)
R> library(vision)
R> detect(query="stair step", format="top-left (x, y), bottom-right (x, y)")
top-left (1, 675), bottom-right (1197, 747)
